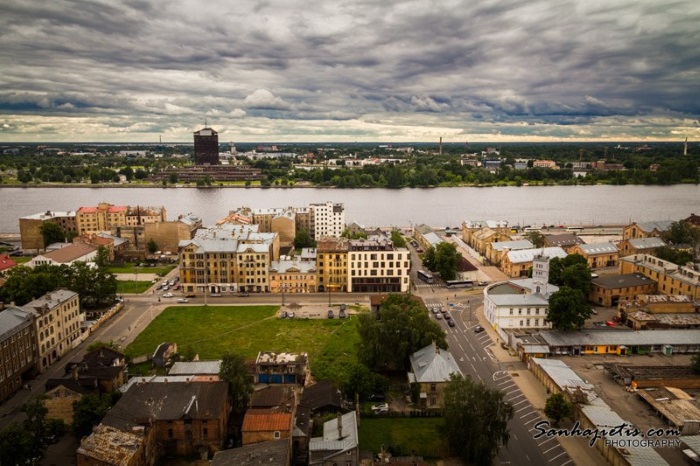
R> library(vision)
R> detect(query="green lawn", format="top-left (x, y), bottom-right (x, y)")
top-left (358, 417), bottom-right (448, 460)
top-left (107, 263), bottom-right (176, 275)
top-left (125, 306), bottom-right (360, 380)
top-left (116, 280), bottom-right (153, 294)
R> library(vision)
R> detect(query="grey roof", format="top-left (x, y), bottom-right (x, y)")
top-left (408, 344), bottom-right (463, 383)
top-left (506, 247), bottom-right (567, 264)
top-left (22, 210), bottom-right (75, 220)
top-left (490, 240), bottom-right (533, 251)
top-left (270, 259), bottom-right (316, 273)
top-left (488, 293), bottom-right (550, 307)
top-left (309, 411), bottom-right (358, 455)
top-left (578, 242), bottom-right (618, 255)
top-left (540, 329), bottom-right (700, 347)
top-left (628, 237), bottom-right (666, 249)
top-left (530, 358), bottom-right (594, 392)
top-left (635, 220), bottom-right (673, 233)
top-left (301, 248), bottom-right (317, 260)
top-left (422, 232), bottom-right (443, 247)
top-left (168, 360), bottom-right (222, 375)
top-left (463, 220), bottom-right (509, 229)
top-left (509, 278), bottom-right (559, 297)
top-left (414, 224), bottom-right (435, 235)
top-left (591, 273), bottom-right (653, 289)
top-left (212, 439), bottom-right (289, 466)
top-left (0, 307), bottom-right (33, 341)
top-left (22, 289), bottom-right (78, 316)
top-left (683, 436), bottom-right (700, 455)
top-left (96, 233), bottom-right (128, 247)
top-left (544, 234), bottom-right (585, 247)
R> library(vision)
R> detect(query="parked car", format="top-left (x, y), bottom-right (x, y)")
top-left (338, 309), bottom-right (346, 319)
top-left (238, 292), bottom-right (250, 297)
top-left (185, 293), bottom-right (196, 298)
top-left (474, 325), bottom-right (484, 333)
top-left (432, 307), bottom-right (440, 314)
top-left (371, 403), bottom-right (389, 414)
top-left (435, 313), bottom-right (443, 320)
top-left (279, 311), bottom-right (288, 319)
top-left (444, 313), bottom-right (452, 320)
top-left (176, 298), bottom-right (189, 303)
top-left (447, 319), bottom-right (456, 327)
top-left (163, 292), bottom-right (174, 298)
top-left (288, 311), bottom-right (295, 318)
top-left (327, 310), bottom-right (334, 319)
top-left (606, 321), bottom-right (616, 327)
top-left (210, 293), bottom-right (222, 297)
top-left (478, 281), bottom-right (489, 286)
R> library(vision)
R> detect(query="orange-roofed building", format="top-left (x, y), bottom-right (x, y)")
top-left (0, 254), bottom-right (17, 272)
top-left (242, 410), bottom-right (293, 445)
top-left (76, 202), bottom-right (166, 235)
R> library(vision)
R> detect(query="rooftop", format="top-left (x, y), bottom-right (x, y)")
top-left (168, 360), bottom-right (222, 375)
top-left (505, 247), bottom-right (567, 264)
top-left (578, 242), bottom-right (618, 255)
top-left (591, 273), bottom-right (653, 289)
top-left (242, 410), bottom-right (292, 432)
top-left (408, 344), bottom-right (462, 383)
top-left (211, 439), bottom-right (289, 466)
top-left (540, 329), bottom-right (700, 347)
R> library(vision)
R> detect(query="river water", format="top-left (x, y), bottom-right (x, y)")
top-left (1, 185), bottom-right (698, 233)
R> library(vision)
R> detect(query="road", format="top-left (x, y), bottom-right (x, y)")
top-left (421, 285), bottom-right (572, 466)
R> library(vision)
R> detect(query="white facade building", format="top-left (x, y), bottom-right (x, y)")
top-left (310, 201), bottom-right (345, 239)
top-left (347, 236), bottom-right (410, 292)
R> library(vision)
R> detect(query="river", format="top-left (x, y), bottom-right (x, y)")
top-left (1, 185), bottom-right (698, 233)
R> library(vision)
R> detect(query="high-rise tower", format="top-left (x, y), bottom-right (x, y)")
top-left (194, 127), bottom-right (219, 165)
top-left (531, 253), bottom-right (549, 296)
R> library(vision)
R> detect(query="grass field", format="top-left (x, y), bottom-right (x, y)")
top-left (358, 417), bottom-right (448, 460)
top-left (116, 280), bottom-right (153, 294)
top-left (107, 263), bottom-right (176, 275)
top-left (125, 306), bottom-right (360, 379)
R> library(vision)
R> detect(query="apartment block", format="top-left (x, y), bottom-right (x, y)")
top-left (310, 201), bottom-right (345, 239)
top-left (76, 202), bottom-right (166, 235)
top-left (270, 259), bottom-right (317, 293)
top-left (19, 210), bottom-right (77, 251)
top-left (22, 289), bottom-right (83, 372)
top-left (619, 254), bottom-right (700, 300)
top-left (315, 237), bottom-right (348, 292)
top-left (347, 237), bottom-right (410, 292)
top-left (0, 307), bottom-right (37, 403)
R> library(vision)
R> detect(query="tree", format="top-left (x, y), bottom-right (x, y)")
top-left (544, 393), bottom-right (573, 426)
top-left (220, 352), bottom-right (253, 414)
top-left (661, 221), bottom-right (700, 245)
top-left (433, 242), bottom-right (460, 281)
top-left (39, 222), bottom-right (65, 248)
top-left (147, 238), bottom-right (158, 254)
top-left (524, 230), bottom-right (545, 248)
top-left (654, 246), bottom-right (694, 265)
top-left (293, 227), bottom-right (316, 249)
top-left (390, 230), bottom-right (407, 248)
top-left (422, 245), bottom-right (436, 270)
top-left (343, 363), bottom-right (388, 400)
top-left (548, 254), bottom-right (591, 295)
top-left (692, 353), bottom-right (700, 374)
top-left (546, 286), bottom-right (593, 331)
top-left (17, 169), bottom-right (33, 183)
top-left (442, 374), bottom-right (514, 466)
top-left (94, 245), bottom-right (110, 269)
top-left (168, 173), bottom-right (179, 184)
top-left (73, 393), bottom-right (117, 438)
top-left (357, 294), bottom-right (447, 371)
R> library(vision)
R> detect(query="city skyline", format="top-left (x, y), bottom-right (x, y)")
top-left (1, 0), bottom-right (699, 143)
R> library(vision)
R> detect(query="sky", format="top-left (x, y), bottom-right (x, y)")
top-left (1, 0), bottom-right (699, 143)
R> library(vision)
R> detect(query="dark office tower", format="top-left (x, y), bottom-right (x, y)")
top-left (194, 127), bottom-right (219, 165)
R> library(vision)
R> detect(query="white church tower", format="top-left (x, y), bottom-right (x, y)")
top-left (531, 253), bottom-right (549, 296)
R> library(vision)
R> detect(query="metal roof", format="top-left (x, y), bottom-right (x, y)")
top-left (270, 259), bottom-right (316, 273)
top-left (488, 293), bottom-right (550, 307)
top-left (0, 307), bottom-right (32, 341)
top-left (578, 242), bottom-right (618, 255)
top-left (506, 247), bottom-right (568, 264)
top-left (591, 273), bottom-right (653, 289)
top-left (628, 237), bottom-right (666, 249)
top-left (530, 358), bottom-right (594, 392)
top-left (490, 240), bottom-right (534, 251)
top-left (408, 344), bottom-right (463, 383)
top-left (212, 439), bottom-right (289, 466)
top-left (309, 411), bottom-right (358, 454)
top-left (169, 360), bottom-right (222, 375)
top-left (635, 220), bottom-right (673, 233)
top-left (540, 329), bottom-right (700, 347)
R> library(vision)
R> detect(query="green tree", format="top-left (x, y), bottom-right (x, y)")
top-left (0, 422), bottom-right (39, 466)
top-left (692, 353), bottom-right (700, 374)
top-left (434, 242), bottom-right (460, 281)
top-left (168, 173), bottom-right (179, 184)
top-left (422, 245), bottom-right (436, 270)
top-left (544, 392), bottom-right (574, 426)
top-left (661, 221), bottom-right (700, 245)
top-left (390, 230), bottom-right (407, 248)
top-left (343, 363), bottom-right (388, 400)
top-left (442, 374), bottom-right (514, 466)
top-left (73, 393), bottom-right (116, 438)
top-left (17, 169), bottom-right (33, 183)
top-left (357, 294), bottom-right (447, 371)
top-left (220, 352), bottom-right (253, 414)
top-left (39, 222), bottom-right (66, 248)
top-left (293, 228), bottom-right (316, 249)
top-left (524, 230), bottom-right (546, 248)
top-left (94, 245), bottom-right (110, 269)
top-left (147, 238), bottom-right (158, 254)
top-left (546, 286), bottom-right (593, 331)
top-left (654, 246), bottom-right (694, 265)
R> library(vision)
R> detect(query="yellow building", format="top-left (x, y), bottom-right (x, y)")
top-left (408, 344), bottom-right (463, 409)
top-left (499, 247), bottom-right (567, 278)
top-left (76, 202), bottom-right (166, 235)
top-left (19, 210), bottom-right (77, 251)
top-left (622, 220), bottom-right (673, 241)
top-left (619, 254), bottom-right (700, 300)
top-left (571, 242), bottom-right (619, 269)
top-left (270, 259), bottom-right (317, 293)
top-left (316, 237), bottom-right (348, 292)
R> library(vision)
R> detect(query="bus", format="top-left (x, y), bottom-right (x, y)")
top-left (566, 226), bottom-right (584, 232)
top-left (446, 279), bottom-right (473, 289)
top-left (417, 270), bottom-right (434, 284)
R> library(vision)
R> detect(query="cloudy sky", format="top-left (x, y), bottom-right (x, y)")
top-left (1, 0), bottom-right (699, 143)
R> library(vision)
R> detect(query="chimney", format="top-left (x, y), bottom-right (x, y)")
top-left (337, 413), bottom-right (343, 440)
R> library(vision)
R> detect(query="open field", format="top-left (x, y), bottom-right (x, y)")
top-left (358, 417), bottom-right (448, 460)
top-left (116, 280), bottom-right (153, 294)
top-left (107, 263), bottom-right (176, 275)
top-left (125, 305), bottom-right (360, 380)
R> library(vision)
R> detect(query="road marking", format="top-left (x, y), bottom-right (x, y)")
top-left (515, 403), bottom-right (530, 412)
top-left (499, 382), bottom-right (515, 390)
top-left (543, 445), bottom-right (559, 454)
top-left (519, 411), bottom-right (534, 419)
top-left (458, 342), bottom-right (465, 352)
top-left (470, 363), bottom-right (477, 373)
top-left (525, 454), bottom-right (530, 462)
top-left (510, 394), bottom-right (525, 402)
top-left (512, 434), bottom-right (518, 441)
top-left (559, 460), bottom-right (573, 466)
top-left (538, 438), bottom-right (556, 447)
top-left (550, 451), bottom-right (567, 462)
top-left (524, 417), bottom-right (540, 425)
top-left (505, 389), bottom-right (520, 396)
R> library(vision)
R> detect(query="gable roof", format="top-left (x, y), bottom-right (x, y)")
top-left (635, 220), bottom-right (673, 233)
top-left (0, 254), bottom-right (17, 271)
top-left (408, 344), bottom-right (463, 383)
top-left (309, 411), bottom-right (358, 456)
top-left (628, 237), bottom-right (666, 249)
top-left (544, 234), bottom-right (585, 248)
top-left (40, 243), bottom-right (98, 263)
top-left (212, 439), bottom-right (290, 466)
top-left (250, 385), bottom-right (295, 410)
top-left (300, 380), bottom-right (343, 412)
top-left (242, 410), bottom-right (292, 432)
top-left (578, 242), bottom-right (618, 255)
top-left (506, 247), bottom-right (568, 264)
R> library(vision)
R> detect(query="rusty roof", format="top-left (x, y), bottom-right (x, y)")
top-left (242, 410), bottom-right (292, 432)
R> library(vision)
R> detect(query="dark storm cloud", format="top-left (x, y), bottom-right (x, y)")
top-left (0, 0), bottom-right (698, 141)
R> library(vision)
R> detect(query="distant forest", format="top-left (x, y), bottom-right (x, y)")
top-left (0, 141), bottom-right (697, 187)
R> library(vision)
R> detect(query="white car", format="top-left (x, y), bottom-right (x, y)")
top-left (371, 403), bottom-right (389, 414)
top-left (176, 298), bottom-right (189, 303)
top-left (163, 292), bottom-right (174, 298)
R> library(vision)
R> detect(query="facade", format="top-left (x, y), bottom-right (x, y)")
top-left (413, 224), bottom-right (444, 251)
top-left (316, 237), bottom-right (349, 292)
top-left (179, 224), bottom-right (279, 294)
top-left (499, 247), bottom-right (567, 278)
top-left (44, 382), bottom-right (88, 425)
top-left (461, 220), bottom-right (510, 253)
top-left (22, 289), bottom-right (83, 372)
top-left (619, 254), bottom-right (700, 300)
top-left (27, 243), bottom-right (98, 268)
top-left (310, 202), bottom-right (345, 239)
top-left (241, 411), bottom-right (293, 446)
top-left (571, 242), bottom-right (619, 269)
top-left (540, 329), bottom-right (700, 356)
top-left (407, 343), bottom-right (463, 409)
top-left (76, 203), bottom-right (166, 235)
top-left (347, 237), bottom-right (410, 293)
top-left (194, 127), bottom-right (220, 165)
top-left (64, 346), bottom-right (128, 394)
top-left (308, 411), bottom-right (359, 466)
top-left (254, 351), bottom-right (308, 385)
top-left (588, 273), bottom-right (657, 307)
top-left (484, 239), bottom-right (533, 265)
top-left (19, 210), bottom-right (77, 251)
top-left (270, 259), bottom-right (317, 293)
top-left (617, 236), bottom-right (666, 257)
top-left (618, 295), bottom-right (699, 330)
top-left (143, 213), bottom-right (202, 253)
top-left (0, 307), bottom-right (37, 403)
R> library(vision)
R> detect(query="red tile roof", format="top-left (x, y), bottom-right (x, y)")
top-left (77, 205), bottom-right (127, 214)
top-left (0, 254), bottom-right (17, 271)
top-left (242, 411), bottom-right (291, 432)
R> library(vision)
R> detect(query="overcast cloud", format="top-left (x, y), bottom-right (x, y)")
top-left (0, 0), bottom-right (699, 142)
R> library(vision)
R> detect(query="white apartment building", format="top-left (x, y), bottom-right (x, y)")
top-left (310, 201), bottom-right (345, 239)
top-left (22, 289), bottom-right (83, 372)
top-left (347, 236), bottom-right (410, 292)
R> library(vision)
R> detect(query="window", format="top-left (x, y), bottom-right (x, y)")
top-left (274, 431), bottom-right (281, 439)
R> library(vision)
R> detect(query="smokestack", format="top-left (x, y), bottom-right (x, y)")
top-left (439, 137), bottom-right (443, 156)
top-left (337, 413), bottom-right (343, 440)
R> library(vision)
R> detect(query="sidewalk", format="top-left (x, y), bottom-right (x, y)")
top-left (471, 307), bottom-right (606, 466)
